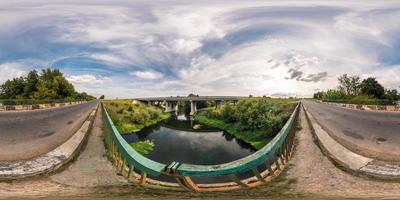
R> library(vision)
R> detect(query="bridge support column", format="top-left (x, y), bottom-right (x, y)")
top-left (165, 101), bottom-right (173, 112)
top-left (190, 100), bottom-right (197, 116)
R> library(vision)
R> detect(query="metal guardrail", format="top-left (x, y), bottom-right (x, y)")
top-left (102, 103), bottom-right (300, 192)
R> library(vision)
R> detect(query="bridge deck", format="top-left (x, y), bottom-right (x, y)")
top-left (135, 96), bottom-right (245, 102)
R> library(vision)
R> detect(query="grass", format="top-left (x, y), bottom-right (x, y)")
top-left (130, 140), bottom-right (154, 155)
top-left (103, 99), bottom-right (171, 134)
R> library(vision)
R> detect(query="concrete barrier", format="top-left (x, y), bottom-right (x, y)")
top-left (0, 104), bottom-right (98, 180)
top-left (0, 101), bottom-right (88, 112)
top-left (321, 101), bottom-right (400, 112)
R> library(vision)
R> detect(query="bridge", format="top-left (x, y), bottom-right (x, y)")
top-left (134, 96), bottom-right (244, 115)
top-left (1, 98), bottom-right (400, 195)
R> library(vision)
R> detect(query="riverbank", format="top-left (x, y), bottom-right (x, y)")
top-left (194, 99), bottom-right (296, 150)
top-left (102, 99), bottom-right (170, 154)
top-left (194, 115), bottom-right (268, 149)
top-left (103, 99), bottom-right (171, 134)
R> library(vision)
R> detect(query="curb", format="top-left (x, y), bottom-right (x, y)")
top-left (0, 101), bottom-right (89, 112)
top-left (0, 104), bottom-right (98, 180)
top-left (318, 101), bottom-right (400, 112)
top-left (302, 103), bottom-right (400, 181)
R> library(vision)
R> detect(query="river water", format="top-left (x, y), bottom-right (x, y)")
top-left (122, 112), bottom-right (256, 183)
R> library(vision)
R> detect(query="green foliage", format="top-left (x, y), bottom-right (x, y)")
top-left (385, 89), bottom-right (399, 101)
top-left (195, 98), bottom-right (295, 149)
top-left (360, 77), bottom-right (385, 99)
top-left (314, 74), bottom-right (399, 105)
top-left (130, 140), bottom-right (154, 155)
top-left (104, 100), bottom-right (171, 134)
top-left (0, 68), bottom-right (95, 102)
top-left (313, 91), bottom-right (324, 99)
top-left (322, 89), bottom-right (347, 100)
top-left (337, 74), bottom-right (361, 95)
top-left (99, 95), bottom-right (105, 99)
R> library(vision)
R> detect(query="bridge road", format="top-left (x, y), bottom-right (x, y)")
top-left (303, 101), bottom-right (400, 161)
top-left (0, 101), bottom-right (98, 161)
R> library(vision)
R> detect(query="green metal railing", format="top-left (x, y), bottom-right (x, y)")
top-left (102, 102), bottom-right (300, 192)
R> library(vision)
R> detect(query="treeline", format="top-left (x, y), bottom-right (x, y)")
top-left (195, 98), bottom-right (295, 149)
top-left (0, 68), bottom-right (95, 101)
top-left (313, 74), bottom-right (399, 104)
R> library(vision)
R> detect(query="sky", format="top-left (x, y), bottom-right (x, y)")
top-left (0, 0), bottom-right (400, 98)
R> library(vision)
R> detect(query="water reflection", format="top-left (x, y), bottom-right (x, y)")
top-left (122, 112), bottom-right (256, 183)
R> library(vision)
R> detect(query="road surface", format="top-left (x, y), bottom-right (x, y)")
top-left (0, 101), bottom-right (98, 161)
top-left (303, 101), bottom-right (400, 161)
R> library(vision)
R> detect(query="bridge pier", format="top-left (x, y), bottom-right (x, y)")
top-left (164, 101), bottom-right (179, 113)
top-left (190, 100), bottom-right (197, 116)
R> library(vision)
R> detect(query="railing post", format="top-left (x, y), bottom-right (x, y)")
top-left (121, 158), bottom-right (126, 173)
top-left (265, 161), bottom-right (275, 176)
top-left (140, 172), bottom-right (147, 185)
top-left (229, 174), bottom-right (248, 188)
top-left (252, 168), bottom-right (265, 182)
top-left (182, 176), bottom-right (200, 192)
top-left (128, 164), bottom-right (134, 179)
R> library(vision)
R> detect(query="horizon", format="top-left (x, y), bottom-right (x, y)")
top-left (1, 0), bottom-right (399, 98)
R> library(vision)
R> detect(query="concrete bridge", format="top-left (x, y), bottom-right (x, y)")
top-left (134, 96), bottom-right (244, 115)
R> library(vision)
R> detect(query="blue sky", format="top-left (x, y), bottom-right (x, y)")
top-left (0, 0), bottom-right (399, 98)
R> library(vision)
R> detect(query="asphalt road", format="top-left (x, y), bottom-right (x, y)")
top-left (0, 101), bottom-right (98, 161)
top-left (303, 101), bottom-right (400, 161)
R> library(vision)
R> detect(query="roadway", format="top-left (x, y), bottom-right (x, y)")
top-left (303, 101), bottom-right (400, 161)
top-left (0, 101), bottom-right (98, 161)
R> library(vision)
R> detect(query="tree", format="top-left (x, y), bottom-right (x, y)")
top-left (99, 95), bottom-right (105, 99)
top-left (0, 77), bottom-right (25, 99)
top-left (0, 68), bottom-right (95, 101)
top-left (23, 70), bottom-right (39, 98)
top-left (313, 91), bottom-right (324, 99)
top-left (385, 89), bottom-right (399, 101)
top-left (360, 78), bottom-right (385, 99)
top-left (338, 74), bottom-right (361, 96)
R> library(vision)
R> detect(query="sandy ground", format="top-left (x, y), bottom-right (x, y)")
top-left (1, 106), bottom-right (400, 200)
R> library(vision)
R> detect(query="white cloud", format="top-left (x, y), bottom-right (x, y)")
top-left (0, 62), bottom-right (27, 84)
top-left (67, 74), bottom-right (111, 85)
top-left (130, 70), bottom-right (163, 80)
top-left (1, 1), bottom-right (400, 98)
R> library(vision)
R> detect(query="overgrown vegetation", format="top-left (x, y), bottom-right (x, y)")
top-left (313, 74), bottom-right (399, 105)
top-left (103, 99), bottom-right (171, 134)
top-left (104, 99), bottom-right (170, 155)
top-left (0, 68), bottom-right (95, 104)
top-left (195, 98), bottom-right (296, 149)
top-left (130, 140), bottom-right (154, 155)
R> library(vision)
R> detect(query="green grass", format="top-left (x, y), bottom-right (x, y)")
top-left (130, 140), bottom-right (154, 155)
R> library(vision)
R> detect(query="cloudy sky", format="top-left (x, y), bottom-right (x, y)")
top-left (1, 0), bottom-right (399, 98)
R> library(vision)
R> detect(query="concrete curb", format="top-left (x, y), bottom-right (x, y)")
top-left (0, 104), bottom-right (98, 180)
top-left (0, 101), bottom-right (89, 112)
top-left (303, 103), bottom-right (400, 180)
top-left (318, 101), bottom-right (400, 112)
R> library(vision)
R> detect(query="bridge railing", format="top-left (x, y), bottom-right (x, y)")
top-left (102, 102), bottom-right (300, 192)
